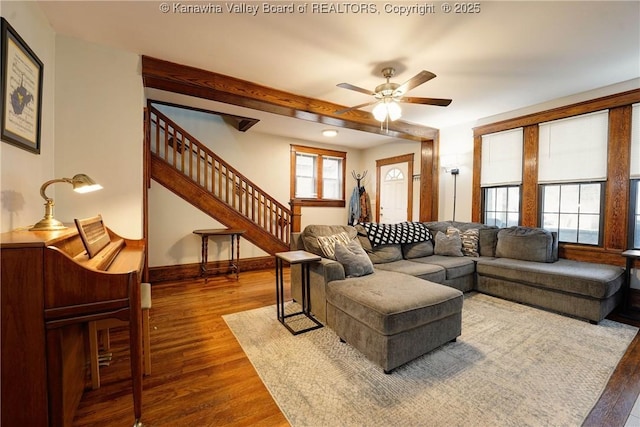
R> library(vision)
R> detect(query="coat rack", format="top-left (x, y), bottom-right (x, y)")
top-left (352, 170), bottom-right (367, 189)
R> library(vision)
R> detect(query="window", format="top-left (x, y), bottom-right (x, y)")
top-left (480, 128), bottom-right (523, 227)
top-left (483, 186), bottom-right (520, 228)
top-left (540, 182), bottom-right (604, 245)
top-left (630, 105), bottom-right (639, 249)
top-left (631, 180), bottom-right (640, 249)
top-left (291, 145), bottom-right (346, 207)
top-left (385, 168), bottom-right (404, 181)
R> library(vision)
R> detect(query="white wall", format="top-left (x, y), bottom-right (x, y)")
top-left (438, 123), bottom-right (475, 222)
top-left (148, 104), bottom-right (364, 267)
top-left (0, 9), bottom-right (144, 237)
top-left (359, 139), bottom-right (423, 221)
top-left (0, 2), bottom-right (56, 232)
top-left (54, 35), bottom-right (144, 237)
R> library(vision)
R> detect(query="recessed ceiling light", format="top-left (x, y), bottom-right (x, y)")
top-left (322, 129), bottom-right (338, 137)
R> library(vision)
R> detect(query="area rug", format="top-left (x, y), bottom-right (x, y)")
top-left (223, 293), bottom-right (638, 427)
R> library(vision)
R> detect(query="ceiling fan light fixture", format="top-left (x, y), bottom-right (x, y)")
top-left (372, 99), bottom-right (402, 122)
top-left (372, 102), bottom-right (388, 122)
top-left (387, 100), bottom-right (402, 121)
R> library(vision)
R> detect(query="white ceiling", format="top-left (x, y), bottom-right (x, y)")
top-left (37, 0), bottom-right (640, 147)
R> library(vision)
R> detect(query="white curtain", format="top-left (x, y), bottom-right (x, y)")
top-left (538, 110), bottom-right (609, 183)
top-left (481, 128), bottom-right (523, 186)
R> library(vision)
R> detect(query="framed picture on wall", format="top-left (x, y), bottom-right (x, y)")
top-left (0, 17), bottom-right (43, 154)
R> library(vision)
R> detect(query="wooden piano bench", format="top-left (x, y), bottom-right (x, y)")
top-left (88, 282), bottom-right (152, 390)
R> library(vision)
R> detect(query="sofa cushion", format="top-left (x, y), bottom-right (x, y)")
top-left (425, 221), bottom-right (499, 257)
top-left (411, 255), bottom-right (476, 280)
top-left (326, 270), bottom-right (463, 336)
top-left (479, 228), bottom-right (499, 257)
top-left (402, 239), bottom-right (434, 259)
top-left (476, 258), bottom-right (624, 299)
top-left (356, 231), bottom-right (403, 264)
top-left (374, 260), bottom-right (446, 283)
top-left (334, 240), bottom-right (374, 278)
top-left (434, 231), bottom-right (463, 257)
top-left (316, 231), bottom-right (352, 259)
top-left (301, 225), bottom-right (357, 257)
top-left (447, 226), bottom-right (479, 257)
top-left (495, 227), bottom-right (556, 263)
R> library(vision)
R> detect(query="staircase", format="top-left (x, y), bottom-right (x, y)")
top-left (146, 105), bottom-right (291, 255)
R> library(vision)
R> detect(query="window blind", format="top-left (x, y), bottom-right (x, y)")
top-left (538, 110), bottom-right (608, 183)
top-left (480, 128), bottom-right (523, 186)
top-left (632, 104), bottom-right (640, 178)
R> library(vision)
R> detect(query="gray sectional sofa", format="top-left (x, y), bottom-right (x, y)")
top-left (289, 221), bottom-right (626, 372)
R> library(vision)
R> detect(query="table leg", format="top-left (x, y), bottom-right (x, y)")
top-left (276, 258), bottom-right (284, 323)
top-left (200, 236), bottom-right (208, 279)
top-left (301, 263), bottom-right (309, 314)
top-left (235, 234), bottom-right (241, 280)
top-left (129, 296), bottom-right (143, 426)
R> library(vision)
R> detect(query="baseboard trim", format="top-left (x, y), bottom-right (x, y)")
top-left (149, 256), bottom-right (275, 283)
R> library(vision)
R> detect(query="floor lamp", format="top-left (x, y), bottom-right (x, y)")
top-left (450, 168), bottom-right (459, 221)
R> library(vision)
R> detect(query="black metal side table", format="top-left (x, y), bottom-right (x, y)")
top-left (275, 250), bottom-right (323, 335)
top-left (621, 249), bottom-right (640, 319)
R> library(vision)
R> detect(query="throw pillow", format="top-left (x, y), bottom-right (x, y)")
top-left (316, 232), bottom-right (352, 259)
top-left (447, 226), bottom-right (479, 257)
top-left (402, 240), bottom-right (434, 259)
top-left (434, 231), bottom-right (463, 257)
top-left (334, 240), bottom-right (375, 277)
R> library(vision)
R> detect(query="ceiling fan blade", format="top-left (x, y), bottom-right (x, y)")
top-left (401, 97), bottom-right (452, 107)
top-left (337, 83), bottom-right (375, 96)
top-left (396, 71), bottom-right (436, 94)
top-left (335, 101), bottom-right (378, 115)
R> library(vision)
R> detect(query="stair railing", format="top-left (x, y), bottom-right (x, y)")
top-left (148, 105), bottom-right (291, 246)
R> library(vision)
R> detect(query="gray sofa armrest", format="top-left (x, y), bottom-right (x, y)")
top-left (291, 231), bottom-right (304, 250)
top-left (290, 257), bottom-right (345, 323)
top-left (313, 258), bottom-right (346, 282)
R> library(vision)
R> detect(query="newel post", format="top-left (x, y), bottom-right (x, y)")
top-left (289, 199), bottom-right (302, 233)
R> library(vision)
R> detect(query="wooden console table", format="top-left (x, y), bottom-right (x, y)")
top-left (621, 249), bottom-right (640, 319)
top-left (193, 229), bottom-right (246, 280)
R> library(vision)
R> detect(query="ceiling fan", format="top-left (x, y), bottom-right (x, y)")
top-left (335, 67), bottom-right (452, 123)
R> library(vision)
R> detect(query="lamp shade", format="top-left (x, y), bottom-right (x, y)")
top-left (372, 102), bottom-right (388, 121)
top-left (372, 99), bottom-right (402, 122)
top-left (387, 101), bottom-right (402, 121)
top-left (71, 174), bottom-right (103, 193)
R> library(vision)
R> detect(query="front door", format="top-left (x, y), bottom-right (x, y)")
top-left (379, 163), bottom-right (409, 223)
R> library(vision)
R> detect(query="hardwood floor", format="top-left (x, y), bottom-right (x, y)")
top-left (72, 269), bottom-right (289, 426)
top-left (73, 269), bottom-right (640, 426)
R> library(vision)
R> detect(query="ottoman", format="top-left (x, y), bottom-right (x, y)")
top-left (326, 270), bottom-right (463, 373)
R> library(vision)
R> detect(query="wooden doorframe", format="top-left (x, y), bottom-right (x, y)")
top-left (419, 136), bottom-right (439, 222)
top-left (376, 153), bottom-right (414, 222)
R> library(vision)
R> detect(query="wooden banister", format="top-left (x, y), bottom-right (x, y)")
top-left (148, 105), bottom-right (291, 249)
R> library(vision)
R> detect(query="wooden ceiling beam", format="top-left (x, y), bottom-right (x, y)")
top-left (141, 56), bottom-right (438, 142)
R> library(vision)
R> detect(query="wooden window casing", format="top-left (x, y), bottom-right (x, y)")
top-left (290, 144), bottom-right (346, 207)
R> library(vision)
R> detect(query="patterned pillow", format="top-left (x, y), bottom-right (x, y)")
top-left (434, 231), bottom-right (463, 257)
top-left (316, 232), bottom-right (352, 259)
top-left (447, 226), bottom-right (479, 257)
top-left (334, 241), bottom-right (374, 277)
